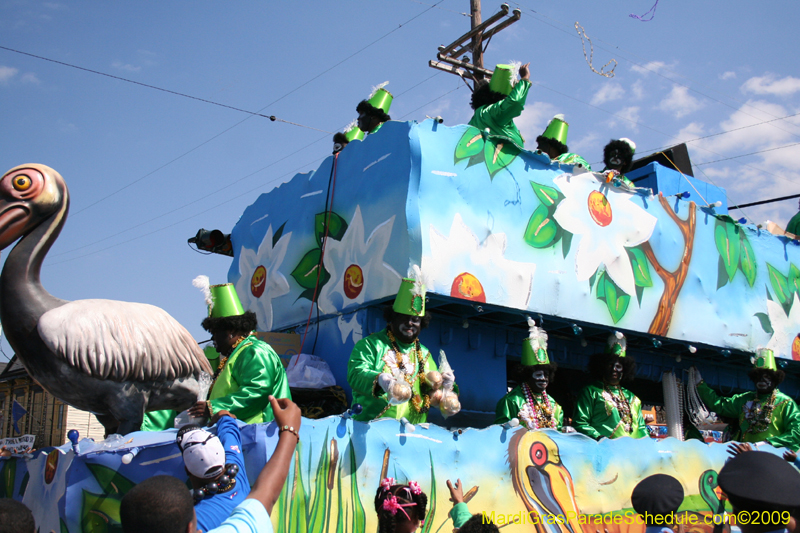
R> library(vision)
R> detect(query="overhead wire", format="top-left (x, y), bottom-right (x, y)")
top-left (694, 142), bottom-right (800, 166)
top-left (510, 2), bottom-right (800, 140)
top-left (47, 83), bottom-right (464, 264)
top-left (1, 0), bottom-right (449, 219)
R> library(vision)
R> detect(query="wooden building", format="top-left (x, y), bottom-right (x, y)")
top-left (0, 356), bottom-right (105, 449)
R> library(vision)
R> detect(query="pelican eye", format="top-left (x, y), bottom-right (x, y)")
top-left (12, 175), bottom-right (32, 191)
top-left (530, 441), bottom-right (548, 467)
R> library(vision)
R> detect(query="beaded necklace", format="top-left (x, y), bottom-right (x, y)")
top-left (743, 390), bottom-right (777, 434)
top-left (602, 384), bottom-right (632, 433)
top-left (385, 330), bottom-right (430, 414)
top-left (212, 335), bottom-right (249, 386)
top-left (519, 383), bottom-right (556, 429)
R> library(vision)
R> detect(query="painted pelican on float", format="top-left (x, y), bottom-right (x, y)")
top-left (0, 164), bottom-right (213, 436)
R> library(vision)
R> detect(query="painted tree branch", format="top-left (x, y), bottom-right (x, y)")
top-left (641, 194), bottom-right (697, 336)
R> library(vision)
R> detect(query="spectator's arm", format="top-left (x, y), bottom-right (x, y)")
top-left (246, 396), bottom-right (301, 515)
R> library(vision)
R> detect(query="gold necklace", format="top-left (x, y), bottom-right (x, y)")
top-left (385, 329), bottom-right (431, 414)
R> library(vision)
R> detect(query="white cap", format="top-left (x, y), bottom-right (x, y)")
top-left (178, 428), bottom-right (225, 479)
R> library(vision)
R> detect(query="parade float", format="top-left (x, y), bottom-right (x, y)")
top-left (1, 118), bottom-right (799, 532)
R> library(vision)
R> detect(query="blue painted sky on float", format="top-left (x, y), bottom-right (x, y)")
top-left (1, 0), bottom-right (799, 355)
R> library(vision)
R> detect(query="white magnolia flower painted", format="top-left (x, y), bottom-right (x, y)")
top-left (317, 206), bottom-right (401, 314)
top-left (422, 213), bottom-right (535, 308)
top-left (236, 225), bottom-right (292, 331)
top-left (338, 313), bottom-right (363, 344)
top-left (765, 292), bottom-right (800, 360)
top-left (553, 172), bottom-right (657, 296)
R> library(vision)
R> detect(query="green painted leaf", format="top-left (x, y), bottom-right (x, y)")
top-left (767, 263), bottom-right (791, 305)
top-left (60, 518), bottom-right (70, 533)
top-left (291, 249), bottom-right (330, 291)
top-left (483, 138), bottom-right (520, 178)
top-left (81, 490), bottom-right (122, 533)
top-left (0, 458), bottom-right (15, 498)
top-left (627, 247), bottom-right (653, 287)
top-left (600, 274), bottom-right (630, 324)
top-left (717, 256), bottom-right (729, 291)
top-left (308, 430), bottom-right (331, 533)
top-left (422, 451), bottom-right (437, 533)
top-left (754, 312), bottom-right (774, 334)
top-left (523, 204), bottom-right (558, 249)
top-left (636, 285), bottom-right (645, 307)
top-left (561, 230), bottom-right (573, 259)
top-left (315, 212), bottom-right (348, 247)
top-left (273, 221), bottom-right (288, 248)
top-left (275, 473), bottom-right (289, 533)
top-left (86, 463), bottom-right (136, 496)
top-left (289, 444), bottom-right (309, 533)
top-left (589, 270), bottom-right (598, 291)
top-left (739, 233), bottom-right (757, 287)
top-left (596, 272), bottom-right (606, 299)
top-left (349, 441), bottom-right (366, 533)
top-left (530, 181), bottom-right (564, 207)
top-left (454, 127), bottom-right (484, 162)
top-left (789, 264), bottom-right (800, 296)
top-left (715, 221), bottom-right (740, 282)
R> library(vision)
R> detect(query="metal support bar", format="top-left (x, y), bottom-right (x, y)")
top-left (439, 3), bottom-right (509, 56)
top-left (450, 8), bottom-right (521, 58)
top-left (436, 53), bottom-right (494, 78)
top-left (428, 60), bottom-right (474, 80)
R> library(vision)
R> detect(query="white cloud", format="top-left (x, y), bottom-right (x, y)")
top-left (608, 106), bottom-right (641, 133)
top-left (20, 73), bottom-right (39, 84)
top-left (0, 66), bottom-right (18, 84)
top-left (657, 85), bottom-right (704, 118)
top-left (631, 61), bottom-right (669, 76)
top-left (111, 60), bottom-right (141, 73)
top-left (516, 101), bottom-right (558, 145)
top-left (720, 71), bottom-right (736, 81)
top-left (630, 79), bottom-right (645, 100)
top-left (741, 74), bottom-right (800, 97)
top-left (590, 82), bottom-right (625, 106)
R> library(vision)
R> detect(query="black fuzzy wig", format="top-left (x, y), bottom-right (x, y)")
top-left (333, 132), bottom-right (349, 145)
top-left (588, 352), bottom-right (636, 384)
top-left (201, 310), bottom-right (258, 334)
top-left (603, 139), bottom-right (635, 173)
top-left (356, 100), bottom-right (391, 123)
top-left (383, 305), bottom-right (432, 330)
top-left (536, 135), bottom-right (568, 158)
top-left (747, 367), bottom-right (785, 388)
top-left (470, 80), bottom-right (507, 110)
top-left (511, 361), bottom-right (558, 384)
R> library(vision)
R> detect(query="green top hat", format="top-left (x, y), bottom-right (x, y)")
top-left (606, 331), bottom-right (627, 358)
top-left (522, 317), bottom-right (550, 365)
top-left (208, 283), bottom-right (245, 318)
top-left (345, 123), bottom-right (365, 141)
top-left (393, 266), bottom-right (426, 317)
top-left (541, 114), bottom-right (569, 146)
top-left (366, 82), bottom-right (393, 114)
top-left (489, 64), bottom-right (516, 96)
top-left (753, 348), bottom-right (777, 371)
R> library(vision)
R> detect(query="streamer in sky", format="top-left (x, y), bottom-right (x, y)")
top-left (630, 0), bottom-right (659, 21)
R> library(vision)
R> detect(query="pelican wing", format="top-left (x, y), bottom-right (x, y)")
top-left (38, 299), bottom-right (213, 382)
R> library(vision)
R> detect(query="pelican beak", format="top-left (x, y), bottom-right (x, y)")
top-left (0, 199), bottom-right (31, 250)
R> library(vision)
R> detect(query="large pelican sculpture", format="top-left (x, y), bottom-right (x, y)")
top-left (0, 164), bottom-right (212, 436)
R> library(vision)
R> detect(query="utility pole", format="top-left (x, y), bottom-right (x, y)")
top-left (429, 2), bottom-right (521, 88)
top-left (470, 0), bottom-right (484, 81)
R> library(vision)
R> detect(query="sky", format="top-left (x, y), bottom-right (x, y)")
top-left (1, 0), bottom-right (800, 360)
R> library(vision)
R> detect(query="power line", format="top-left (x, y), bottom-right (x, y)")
top-left (512, 2), bottom-right (800, 140)
top-left (50, 84), bottom-right (463, 263)
top-left (0, 45), bottom-right (331, 134)
top-left (10, 1), bottom-right (445, 220)
top-left (695, 142), bottom-right (800, 166)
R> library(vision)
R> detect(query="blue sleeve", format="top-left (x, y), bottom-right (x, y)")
top-left (207, 499), bottom-right (273, 533)
top-left (216, 415), bottom-right (246, 471)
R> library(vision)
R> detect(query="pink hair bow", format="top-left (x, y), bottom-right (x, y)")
top-left (382, 495), bottom-right (416, 520)
top-left (408, 481), bottom-right (422, 495)
top-left (380, 477), bottom-right (395, 491)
